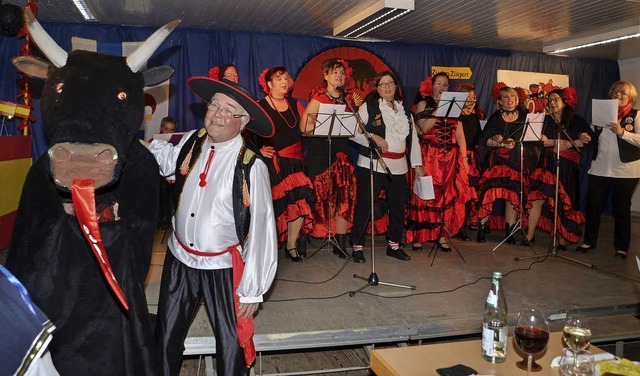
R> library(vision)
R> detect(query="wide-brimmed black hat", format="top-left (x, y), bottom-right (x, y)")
top-left (188, 76), bottom-right (275, 137)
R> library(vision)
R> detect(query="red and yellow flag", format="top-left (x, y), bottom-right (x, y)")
top-left (0, 136), bottom-right (32, 248)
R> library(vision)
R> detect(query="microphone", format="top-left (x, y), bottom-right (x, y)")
top-left (334, 85), bottom-right (347, 96)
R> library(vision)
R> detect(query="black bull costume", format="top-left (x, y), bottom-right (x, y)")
top-left (6, 9), bottom-right (179, 375)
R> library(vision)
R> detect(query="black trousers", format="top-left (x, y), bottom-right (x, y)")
top-left (350, 166), bottom-right (407, 246)
top-left (155, 250), bottom-right (247, 376)
top-left (584, 174), bottom-right (639, 251)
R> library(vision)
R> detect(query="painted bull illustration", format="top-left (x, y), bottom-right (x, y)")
top-left (6, 9), bottom-right (179, 375)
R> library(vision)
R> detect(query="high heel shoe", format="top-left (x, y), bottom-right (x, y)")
top-left (520, 236), bottom-right (535, 247)
top-left (505, 224), bottom-right (516, 245)
top-left (436, 238), bottom-right (451, 253)
top-left (297, 234), bottom-right (308, 258)
top-left (285, 247), bottom-right (303, 263)
top-left (333, 234), bottom-right (348, 258)
top-left (576, 244), bottom-right (595, 253)
top-left (476, 223), bottom-right (488, 243)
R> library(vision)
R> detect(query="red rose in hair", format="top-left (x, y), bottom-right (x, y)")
top-left (563, 87), bottom-right (578, 108)
top-left (419, 76), bottom-right (433, 97)
top-left (477, 105), bottom-right (485, 120)
top-left (258, 68), bottom-right (269, 94)
top-left (492, 82), bottom-right (507, 100)
top-left (208, 66), bottom-right (220, 80)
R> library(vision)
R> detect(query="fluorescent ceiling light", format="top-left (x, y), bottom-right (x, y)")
top-left (544, 24), bottom-right (640, 54)
top-left (72, 0), bottom-right (98, 21)
top-left (333, 0), bottom-right (414, 39)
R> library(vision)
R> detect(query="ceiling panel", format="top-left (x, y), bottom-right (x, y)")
top-left (5, 0), bottom-right (640, 59)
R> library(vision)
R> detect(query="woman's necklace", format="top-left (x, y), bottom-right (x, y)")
top-left (269, 95), bottom-right (297, 129)
top-left (326, 91), bottom-right (343, 103)
top-left (269, 94), bottom-right (286, 102)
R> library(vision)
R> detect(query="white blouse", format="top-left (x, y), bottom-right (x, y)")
top-left (352, 99), bottom-right (422, 174)
top-left (589, 110), bottom-right (640, 178)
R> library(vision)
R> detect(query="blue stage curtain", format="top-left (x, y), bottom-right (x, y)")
top-left (0, 22), bottom-right (619, 160)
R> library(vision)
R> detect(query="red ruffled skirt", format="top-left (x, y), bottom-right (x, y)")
top-left (308, 152), bottom-right (356, 238)
top-left (405, 143), bottom-right (471, 243)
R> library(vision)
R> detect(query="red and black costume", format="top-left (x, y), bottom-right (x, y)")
top-left (477, 110), bottom-right (545, 230)
top-left (303, 87), bottom-right (357, 238)
top-left (526, 114), bottom-right (591, 242)
top-left (406, 117), bottom-right (471, 243)
top-left (459, 112), bottom-right (483, 226)
top-left (257, 97), bottom-right (314, 245)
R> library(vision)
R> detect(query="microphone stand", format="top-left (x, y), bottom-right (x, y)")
top-left (341, 91), bottom-right (415, 297)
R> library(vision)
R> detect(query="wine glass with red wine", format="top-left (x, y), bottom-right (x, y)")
top-left (514, 309), bottom-right (550, 375)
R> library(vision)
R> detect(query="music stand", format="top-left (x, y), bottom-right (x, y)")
top-left (492, 114), bottom-right (544, 253)
top-left (427, 93), bottom-right (468, 266)
top-left (304, 105), bottom-right (356, 261)
top-left (345, 97), bottom-right (415, 296)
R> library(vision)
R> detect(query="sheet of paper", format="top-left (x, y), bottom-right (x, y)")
top-left (479, 120), bottom-right (487, 131)
top-left (434, 91), bottom-right (468, 118)
top-left (153, 132), bottom-right (186, 145)
top-left (314, 104), bottom-right (346, 136)
top-left (413, 176), bottom-right (435, 200)
top-left (592, 99), bottom-right (618, 128)
top-left (523, 112), bottom-right (545, 142)
top-left (337, 113), bottom-right (357, 136)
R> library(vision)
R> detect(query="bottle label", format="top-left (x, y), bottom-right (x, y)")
top-left (481, 327), bottom-right (494, 355)
top-left (486, 290), bottom-right (497, 307)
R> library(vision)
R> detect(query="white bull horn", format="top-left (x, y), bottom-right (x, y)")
top-left (127, 20), bottom-right (181, 73)
top-left (24, 8), bottom-right (68, 68)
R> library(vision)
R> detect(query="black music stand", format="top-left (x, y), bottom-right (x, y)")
top-left (344, 97), bottom-right (415, 296)
top-left (304, 107), bottom-right (355, 261)
top-left (492, 116), bottom-right (543, 253)
top-left (427, 94), bottom-right (468, 266)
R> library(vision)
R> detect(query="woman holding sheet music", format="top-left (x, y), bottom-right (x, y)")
top-left (476, 84), bottom-right (544, 244)
top-left (300, 58), bottom-right (358, 257)
top-left (578, 80), bottom-right (640, 259)
top-left (525, 88), bottom-right (592, 248)
top-left (405, 72), bottom-right (471, 252)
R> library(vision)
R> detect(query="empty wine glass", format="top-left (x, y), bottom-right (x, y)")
top-left (514, 309), bottom-right (550, 375)
top-left (562, 314), bottom-right (592, 370)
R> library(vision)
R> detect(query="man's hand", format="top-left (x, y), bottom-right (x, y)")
top-left (238, 302), bottom-right (259, 319)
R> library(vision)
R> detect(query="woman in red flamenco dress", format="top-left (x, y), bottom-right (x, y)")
top-left (300, 58), bottom-right (358, 257)
top-left (256, 66), bottom-right (315, 262)
top-left (406, 72), bottom-right (471, 252)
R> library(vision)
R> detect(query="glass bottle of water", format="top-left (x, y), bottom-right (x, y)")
top-left (482, 271), bottom-right (508, 363)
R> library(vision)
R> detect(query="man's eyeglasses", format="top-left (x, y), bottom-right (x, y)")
top-left (612, 89), bottom-right (629, 96)
top-left (378, 82), bottom-right (396, 88)
top-left (208, 101), bottom-right (245, 119)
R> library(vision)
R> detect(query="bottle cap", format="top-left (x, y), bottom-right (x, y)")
top-left (492, 272), bottom-right (503, 279)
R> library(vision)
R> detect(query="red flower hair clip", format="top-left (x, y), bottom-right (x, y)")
top-left (208, 66), bottom-right (220, 81)
top-left (258, 68), bottom-right (269, 94)
top-left (563, 87), bottom-right (578, 108)
top-left (419, 76), bottom-right (433, 97)
top-left (492, 82), bottom-right (507, 101)
top-left (336, 59), bottom-right (353, 80)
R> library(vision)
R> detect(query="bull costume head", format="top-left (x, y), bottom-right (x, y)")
top-left (12, 9), bottom-right (179, 309)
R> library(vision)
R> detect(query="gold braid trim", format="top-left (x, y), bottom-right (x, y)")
top-left (179, 129), bottom-right (207, 176)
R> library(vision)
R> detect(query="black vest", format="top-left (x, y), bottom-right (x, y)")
top-left (593, 109), bottom-right (640, 163)
top-left (359, 99), bottom-right (414, 163)
top-left (172, 130), bottom-right (259, 245)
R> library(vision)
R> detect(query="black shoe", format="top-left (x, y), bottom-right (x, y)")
top-left (505, 224), bottom-right (516, 245)
top-left (297, 234), bottom-right (308, 258)
top-left (557, 244), bottom-right (567, 251)
top-left (520, 236), bottom-right (535, 247)
top-left (352, 250), bottom-right (366, 263)
top-left (576, 244), bottom-right (595, 253)
top-left (615, 250), bottom-right (628, 260)
top-left (411, 244), bottom-right (423, 252)
top-left (476, 223), bottom-right (487, 243)
top-left (386, 247), bottom-right (411, 261)
top-left (285, 248), bottom-right (303, 263)
top-left (333, 234), bottom-right (348, 258)
top-left (436, 239), bottom-right (452, 253)
top-left (455, 226), bottom-right (471, 241)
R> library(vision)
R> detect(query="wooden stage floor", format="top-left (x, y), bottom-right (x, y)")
top-left (146, 215), bottom-right (640, 374)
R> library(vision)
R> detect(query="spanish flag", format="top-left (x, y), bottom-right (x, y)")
top-left (0, 136), bottom-right (32, 248)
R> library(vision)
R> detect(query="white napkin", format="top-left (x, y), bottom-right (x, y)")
top-left (550, 352), bottom-right (615, 368)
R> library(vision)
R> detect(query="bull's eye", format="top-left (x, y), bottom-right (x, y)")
top-left (117, 91), bottom-right (127, 100)
top-left (55, 83), bottom-right (64, 93)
